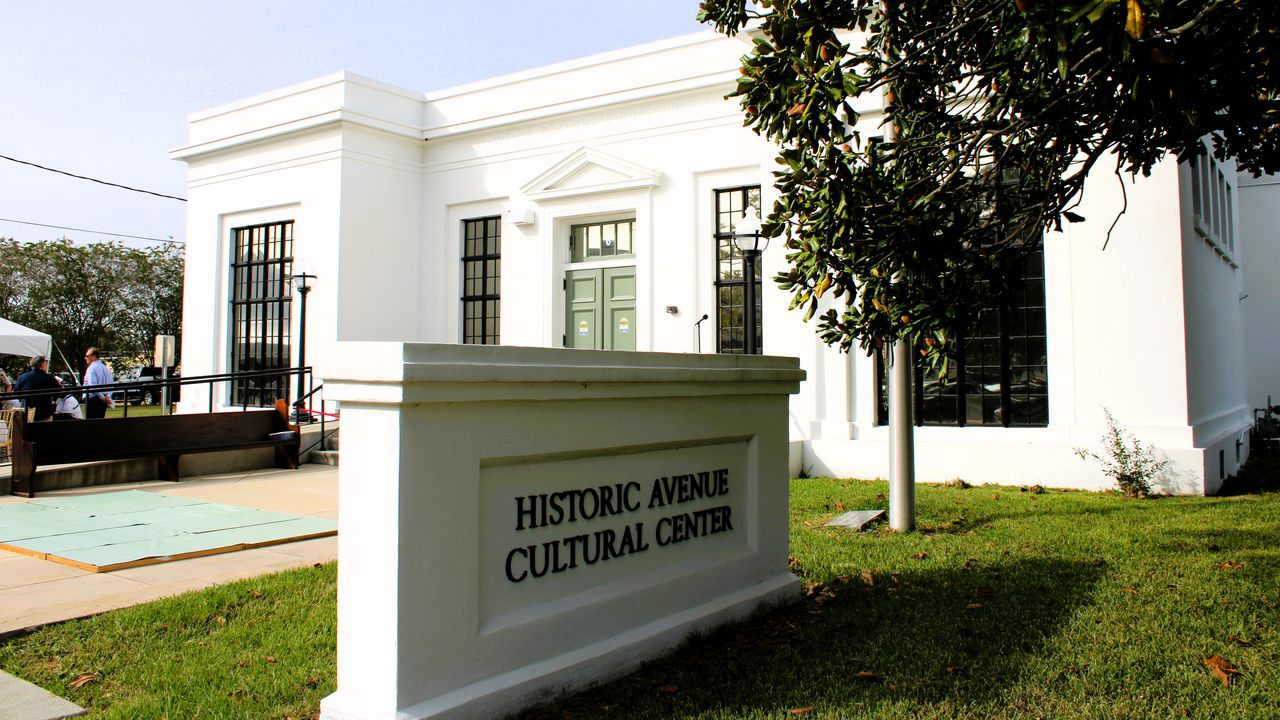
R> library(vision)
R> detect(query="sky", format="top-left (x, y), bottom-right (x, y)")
top-left (0, 1), bottom-right (709, 250)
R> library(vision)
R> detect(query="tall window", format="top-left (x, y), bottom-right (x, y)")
top-left (462, 216), bottom-right (500, 345)
top-left (876, 245), bottom-right (1048, 427)
top-left (229, 221), bottom-right (293, 406)
top-left (714, 185), bottom-right (762, 354)
top-left (1189, 149), bottom-right (1235, 259)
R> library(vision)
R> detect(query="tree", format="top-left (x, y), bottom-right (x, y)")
top-left (698, 0), bottom-right (1280, 367)
top-left (0, 238), bottom-right (184, 378)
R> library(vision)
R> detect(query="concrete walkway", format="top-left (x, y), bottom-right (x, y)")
top-left (0, 463), bottom-right (338, 637)
top-left (1, 463), bottom-right (337, 719)
top-left (0, 671), bottom-right (85, 719)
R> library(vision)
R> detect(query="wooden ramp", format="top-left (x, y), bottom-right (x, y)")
top-left (0, 490), bottom-right (336, 572)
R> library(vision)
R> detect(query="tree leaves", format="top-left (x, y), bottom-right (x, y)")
top-left (700, 0), bottom-right (1280, 362)
top-left (1203, 655), bottom-right (1242, 686)
top-left (0, 238), bottom-right (183, 376)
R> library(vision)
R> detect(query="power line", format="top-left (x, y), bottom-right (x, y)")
top-left (0, 217), bottom-right (183, 245)
top-left (0, 153), bottom-right (186, 202)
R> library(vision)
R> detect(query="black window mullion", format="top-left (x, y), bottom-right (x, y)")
top-left (714, 185), bottom-right (762, 354)
top-left (999, 306), bottom-right (1012, 428)
top-left (229, 220), bottom-right (293, 407)
top-left (955, 327), bottom-right (968, 428)
top-left (461, 216), bottom-right (500, 345)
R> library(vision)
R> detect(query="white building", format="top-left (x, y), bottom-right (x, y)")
top-left (171, 29), bottom-right (1271, 495)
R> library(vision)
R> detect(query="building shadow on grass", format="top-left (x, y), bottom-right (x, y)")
top-left (516, 557), bottom-right (1105, 719)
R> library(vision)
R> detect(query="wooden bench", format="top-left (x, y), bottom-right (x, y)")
top-left (8, 403), bottom-right (300, 498)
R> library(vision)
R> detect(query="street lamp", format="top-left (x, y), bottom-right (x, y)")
top-left (731, 206), bottom-right (768, 355)
top-left (291, 272), bottom-right (316, 423)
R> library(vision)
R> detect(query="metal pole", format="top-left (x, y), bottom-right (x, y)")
top-left (889, 334), bottom-right (916, 531)
top-left (295, 285), bottom-right (310, 422)
top-left (743, 250), bottom-right (759, 355)
top-left (883, 0), bottom-right (914, 531)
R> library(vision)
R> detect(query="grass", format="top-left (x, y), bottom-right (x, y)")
top-left (2, 467), bottom-right (1277, 719)
top-left (0, 564), bottom-right (336, 719)
top-left (105, 404), bottom-right (169, 419)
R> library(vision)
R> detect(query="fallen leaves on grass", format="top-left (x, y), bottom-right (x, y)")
top-left (656, 684), bottom-right (679, 694)
top-left (1120, 587), bottom-right (1138, 594)
top-left (910, 552), bottom-right (929, 560)
top-left (264, 656), bottom-right (277, 664)
top-left (248, 589), bottom-right (263, 598)
top-left (834, 500), bottom-right (845, 512)
top-left (304, 676), bottom-right (321, 688)
top-left (856, 671), bottom-right (883, 682)
top-left (790, 707), bottom-right (814, 716)
top-left (1215, 561), bottom-right (1242, 570)
top-left (964, 603), bottom-right (985, 611)
top-left (69, 673), bottom-right (99, 689)
top-left (1203, 655), bottom-right (1242, 686)
top-left (860, 569), bottom-right (875, 586)
top-left (1228, 635), bottom-right (1252, 646)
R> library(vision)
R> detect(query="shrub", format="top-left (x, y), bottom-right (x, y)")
top-left (1075, 409), bottom-right (1168, 498)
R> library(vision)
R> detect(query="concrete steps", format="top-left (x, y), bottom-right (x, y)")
top-left (302, 425), bottom-right (339, 467)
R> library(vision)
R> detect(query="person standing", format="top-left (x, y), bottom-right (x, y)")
top-left (14, 356), bottom-right (61, 421)
top-left (82, 347), bottom-right (115, 419)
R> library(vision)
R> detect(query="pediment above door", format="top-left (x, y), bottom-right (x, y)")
top-left (520, 147), bottom-right (661, 200)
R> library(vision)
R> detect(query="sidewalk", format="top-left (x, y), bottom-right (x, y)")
top-left (0, 463), bottom-right (337, 638)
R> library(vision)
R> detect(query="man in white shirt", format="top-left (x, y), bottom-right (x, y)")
top-left (83, 347), bottom-right (115, 419)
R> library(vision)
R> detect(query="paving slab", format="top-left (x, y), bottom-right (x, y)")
top-left (825, 509), bottom-right (885, 529)
top-left (0, 670), bottom-right (84, 720)
top-left (0, 464), bottom-right (337, 637)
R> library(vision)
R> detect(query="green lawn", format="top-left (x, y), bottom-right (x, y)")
top-left (2, 470), bottom-right (1277, 720)
top-left (104, 403), bottom-right (170, 419)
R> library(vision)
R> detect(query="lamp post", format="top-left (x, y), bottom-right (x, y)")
top-left (291, 272), bottom-right (316, 423)
top-left (732, 206), bottom-right (768, 355)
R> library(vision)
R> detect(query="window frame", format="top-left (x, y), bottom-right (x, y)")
top-left (568, 218), bottom-right (636, 264)
top-left (875, 244), bottom-right (1048, 428)
top-left (461, 216), bottom-right (501, 345)
top-left (228, 220), bottom-right (294, 407)
top-left (713, 185), bottom-right (763, 355)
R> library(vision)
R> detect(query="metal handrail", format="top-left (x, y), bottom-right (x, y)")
top-left (1, 366), bottom-right (315, 419)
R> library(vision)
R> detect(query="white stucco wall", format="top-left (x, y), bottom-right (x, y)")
top-left (171, 29), bottom-right (1262, 494)
top-left (1238, 172), bottom-right (1280, 415)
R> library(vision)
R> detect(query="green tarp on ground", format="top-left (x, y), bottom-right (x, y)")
top-left (0, 490), bottom-right (336, 570)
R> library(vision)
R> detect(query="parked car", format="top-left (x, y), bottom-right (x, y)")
top-left (110, 366), bottom-right (180, 406)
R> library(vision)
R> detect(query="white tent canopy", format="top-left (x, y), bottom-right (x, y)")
top-left (0, 317), bottom-right (51, 360)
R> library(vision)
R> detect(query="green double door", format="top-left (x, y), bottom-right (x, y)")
top-left (565, 266), bottom-right (636, 351)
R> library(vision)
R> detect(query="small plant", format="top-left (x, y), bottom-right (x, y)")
top-left (1075, 408), bottom-right (1168, 498)
top-left (941, 477), bottom-right (972, 489)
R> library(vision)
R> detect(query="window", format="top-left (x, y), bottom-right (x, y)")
top-left (714, 186), bottom-right (762, 354)
top-left (570, 219), bottom-right (634, 262)
top-left (462, 216), bottom-right (501, 345)
top-left (229, 221), bottom-right (293, 406)
top-left (1189, 149), bottom-right (1236, 259)
top-left (876, 244), bottom-right (1048, 427)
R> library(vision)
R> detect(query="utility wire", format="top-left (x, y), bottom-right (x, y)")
top-left (0, 153), bottom-right (186, 202)
top-left (0, 217), bottom-right (183, 245)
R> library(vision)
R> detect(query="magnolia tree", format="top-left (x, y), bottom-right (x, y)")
top-left (698, 0), bottom-right (1280, 370)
